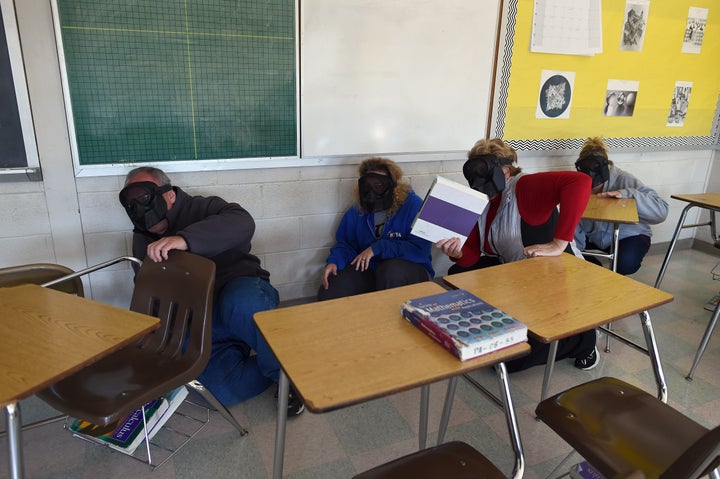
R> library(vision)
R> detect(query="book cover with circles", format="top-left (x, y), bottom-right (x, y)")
top-left (401, 288), bottom-right (527, 361)
top-left (410, 176), bottom-right (489, 247)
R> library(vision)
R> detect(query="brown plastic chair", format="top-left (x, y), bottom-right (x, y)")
top-left (353, 441), bottom-right (507, 479)
top-left (535, 377), bottom-right (720, 479)
top-left (36, 251), bottom-right (247, 459)
top-left (0, 262), bottom-right (84, 296)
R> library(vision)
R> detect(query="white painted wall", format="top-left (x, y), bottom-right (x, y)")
top-left (1, 0), bottom-right (717, 309)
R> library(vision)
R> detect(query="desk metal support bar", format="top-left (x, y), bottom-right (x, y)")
top-left (638, 311), bottom-right (668, 403)
top-left (5, 402), bottom-right (24, 479)
top-left (655, 203), bottom-right (697, 288)
top-left (272, 371), bottom-right (290, 479)
top-left (540, 341), bottom-right (559, 401)
top-left (419, 385), bottom-right (429, 450)
top-left (41, 256), bottom-right (143, 289)
top-left (495, 362), bottom-right (525, 479)
top-left (436, 377), bottom-right (458, 446)
top-left (687, 300), bottom-right (720, 381)
top-left (598, 326), bottom-right (648, 354)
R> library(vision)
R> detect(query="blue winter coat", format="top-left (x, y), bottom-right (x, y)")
top-left (326, 190), bottom-right (434, 277)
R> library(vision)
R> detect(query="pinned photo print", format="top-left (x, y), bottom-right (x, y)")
top-left (536, 70), bottom-right (575, 119)
top-left (604, 79), bottom-right (639, 117)
top-left (682, 7), bottom-right (708, 54)
top-left (620, 0), bottom-right (649, 52)
top-left (667, 81), bottom-right (692, 127)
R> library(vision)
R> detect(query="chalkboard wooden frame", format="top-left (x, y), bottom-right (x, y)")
top-left (0, 0), bottom-right (40, 175)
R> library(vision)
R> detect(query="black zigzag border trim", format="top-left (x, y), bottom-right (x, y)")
top-left (493, 0), bottom-right (518, 139)
top-left (506, 136), bottom-right (716, 151)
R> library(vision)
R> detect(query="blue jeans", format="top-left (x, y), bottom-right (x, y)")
top-left (197, 276), bottom-right (280, 406)
top-left (585, 234), bottom-right (651, 276)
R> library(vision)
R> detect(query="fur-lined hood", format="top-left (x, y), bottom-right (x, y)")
top-left (353, 157), bottom-right (412, 216)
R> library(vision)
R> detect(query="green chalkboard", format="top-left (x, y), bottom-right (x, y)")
top-left (56, 0), bottom-right (296, 165)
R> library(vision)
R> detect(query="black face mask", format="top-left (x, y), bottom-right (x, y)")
top-left (358, 173), bottom-right (396, 213)
top-left (575, 155), bottom-right (609, 188)
top-left (119, 181), bottom-right (172, 232)
top-left (463, 154), bottom-right (506, 199)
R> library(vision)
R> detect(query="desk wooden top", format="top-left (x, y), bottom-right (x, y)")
top-left (254, 282), bottom-right (529, 413)
top-left (0, 284), bottom-right (159, 407)
top-left (443, 255), bottom-right (673, 343)
top-left (581, 195), bottom-right (639, 223)
top-left (670, 192), bottom-right (720, 209)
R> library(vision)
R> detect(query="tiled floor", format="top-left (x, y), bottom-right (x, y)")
top-left (3, 245), bottom-right (719, 479)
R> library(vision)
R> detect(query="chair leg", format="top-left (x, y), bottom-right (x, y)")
top-left (687, 301), bottom-right (720, 381)
top-left (186, 380), bottom-right (248, 435)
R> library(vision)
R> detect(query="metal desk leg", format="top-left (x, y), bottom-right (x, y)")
top-left (495, 362), bottom-right (525, 479)
top-left (272, 371), bottom-right (290, 479)
top-left (687, 299), bottom-right (720, 381)
top-left (436, 377), bottom-right (458, 446)
top-left (540, 341), bottom-right (559, 401)
top-left (655, 203), bottom-right (695, 288)
top-left (419, 385), bottom-right (429, 450)
top-left (5, 402), bottom-right (24, 479)
top-left (639, 310), bottom-right (668, 403)
top-left (606, 222), bottom-right (620, 353)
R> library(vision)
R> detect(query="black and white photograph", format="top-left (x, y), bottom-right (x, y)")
top-left (619, 0), bottom-right (649, 52)
top-left (603, 79), bottom-right (639, 117)
top-left (667, 81), bottom-right (692, 127)
top-left (681, 7), bottom-right (708, 54)
top-left (536, 70), bottom-right (575, 119)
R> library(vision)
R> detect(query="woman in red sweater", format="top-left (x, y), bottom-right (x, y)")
top-left (436, 138), bottom-right (598, 372)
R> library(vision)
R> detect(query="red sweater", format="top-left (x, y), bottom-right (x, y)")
top-left (454, 171), bottom-right (591, 267)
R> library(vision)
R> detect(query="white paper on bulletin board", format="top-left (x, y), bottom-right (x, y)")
top-left (300, 0), bottom-right (501, 157)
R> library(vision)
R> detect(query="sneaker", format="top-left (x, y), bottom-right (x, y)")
top-left (275, 385), bottom-right (305, 417)
top-left (574, 346), bottom-right (600, 370)
top-left (287, 386), bottom-right (305, 417)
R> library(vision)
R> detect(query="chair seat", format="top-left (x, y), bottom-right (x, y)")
top-left (38, 342), bottom-right (207, 426)
top-left (353, 441), bottom-right (506, 479)
top-left (535, 377), bottom-right (709, 479)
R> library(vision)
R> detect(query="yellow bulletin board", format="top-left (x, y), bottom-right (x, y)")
top-left (490, 0), bottom-right (720, 150)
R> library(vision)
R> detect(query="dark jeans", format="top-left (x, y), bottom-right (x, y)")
top-left (584, 234), bottom-right (651, 275)
top-left (318, 258), bottom-right (430, 301)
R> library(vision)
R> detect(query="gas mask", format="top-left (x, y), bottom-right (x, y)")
top-left (358, 173), bottom-right (396, 213)
top-left (575, 155), bottom-right (609, 188)
top-left (463, 154), bottom-right (507, 199)
top-left (118, 181), bottom-right (172, 232)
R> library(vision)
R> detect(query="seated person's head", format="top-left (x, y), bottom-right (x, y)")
top-left (118, 167), bottom-right (175, 234)
top-left (356, 157), bottom-right (407, 214)
top-left (463, 138), bottom-right (521, 199)
top-left (575, 137), bottom-right (611, 192)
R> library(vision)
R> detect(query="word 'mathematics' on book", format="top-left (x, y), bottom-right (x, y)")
top-left (401, 288), bottom-right (527, 361)
top-left (69, 385), bottom-right (188, 455)
top-left (410, 176), bottom-right (489, 247)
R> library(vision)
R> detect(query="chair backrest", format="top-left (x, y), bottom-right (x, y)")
top-left (661, 424), bottom-right (720, 479)
top-left (0, 263), bottom-right (84, 296)
top-left (129, 250), bottom-right (216, 378)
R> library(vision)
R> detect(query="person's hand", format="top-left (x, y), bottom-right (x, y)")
top-left (146, 235), bottom-right (188, 262)
top-left (321, 263), bottom-right (338, 290)
top-left (523, 239), bottom-right (568, 258)
top-left (597, 190), bottom-right (623, 198)
top-left (350, 247), bottom-right (375, 272)
top-left (435, 238), bottom-right (463, 259)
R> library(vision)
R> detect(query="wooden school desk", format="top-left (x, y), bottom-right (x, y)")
top-left (254, 281), bottom-right (531, 479)
top-left (654, 193), bottom-right (720, 289)
top-left (652, 193), bottom-right (720, 381)
top-left (443, 254), bottom-right (673, 403)
top-left (580, 195), bottom-right (639, 273)
top-left (0, 284), bottom-right (159, 479)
